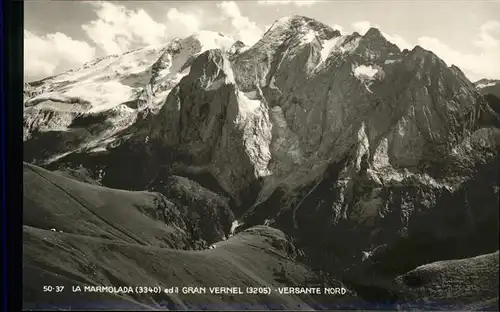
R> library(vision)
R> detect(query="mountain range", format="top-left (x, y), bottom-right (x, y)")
top-left (23, 15), bottom-right (499, 310)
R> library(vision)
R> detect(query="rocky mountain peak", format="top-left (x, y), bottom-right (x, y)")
top-left (230, 17), bottom-right (343, 92)
top-left (364, 27), bottom-right (384, 38)
top-left (352, 28), bottom-right (401, 62)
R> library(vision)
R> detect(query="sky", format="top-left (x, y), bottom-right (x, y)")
top-left (24, 0), bottom-right (500, 82)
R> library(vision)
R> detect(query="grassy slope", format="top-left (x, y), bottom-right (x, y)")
top-left (23, 225), bottom-right (361, 310)
top-left (23, 163), bottom-right (360, 310)
top-left (23, 162), bottom-right (498, 310)
top-left (395, 251), bottom-right (499, 311)
top-left (23, 162), bottom-right (192, 249)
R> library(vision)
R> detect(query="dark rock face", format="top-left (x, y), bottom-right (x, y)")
top-left (23, 162), bottom-right (235, 250)
top-left (150, 175), bottom-right (235, 245)
top-left (23, 15), bottom-right (499, 309)
top-left (23, 162), bottom-right (193, 249)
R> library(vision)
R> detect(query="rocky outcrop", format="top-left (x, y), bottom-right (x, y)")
top-left (23, 31), bottom-right (237, 162)
top-left (475, 78), bottom-right (500, 98)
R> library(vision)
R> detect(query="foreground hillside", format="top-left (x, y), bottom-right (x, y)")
top-left (395, 251), bottom-right (499, 311)
top-left (23, 163), bottom-right (499, 310)
top-left (23, 163), bottom-right (360, 310)
top-left (23, 164), bottom-right (498, 310)
top-left (476, 79), bottom-right (500, 98)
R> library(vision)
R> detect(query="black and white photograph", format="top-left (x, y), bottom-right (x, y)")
top-left (21, 0), bottom-right (499, 310)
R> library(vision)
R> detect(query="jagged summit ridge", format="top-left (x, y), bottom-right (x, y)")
top-left (230, 16), bottom-right (344, 92)
top-left (475, 78), bottom-right (500, 88)
top-left (24, 15), bottom-right (495, 198)
top-left (364, 27), bottom-right (383, 38)
top-left (26, 16), bottom-right (490, 165)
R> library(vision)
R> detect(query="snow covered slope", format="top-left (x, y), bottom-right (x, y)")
top-left (24, 31), bottom-right (237, 156)
top-left (475, 78), bottom-right (500, 98)
top-left (475, 79), bottom-right (500, 90)
top-left (22, 15), bottom-right (500, 310)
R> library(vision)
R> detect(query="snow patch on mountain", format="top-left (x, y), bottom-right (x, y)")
top-left (237, 91), bottom-right (262, 119)
top-left (314, 34), bottom-right (360, 56)
top-left (319, 36), bottom-right (341, 63)
top-left (26, 100), bottom-right (89, 114)
top-left (474, 79), bottom-right (500, 90)
top-left (168, 32), bottom-right (235, 71)
top-left (242, 109), bottom-right (273, 178)
top-left (24, 92), bottom-right (90, 110)
top-left (353, 65), bottom-right (379, 80)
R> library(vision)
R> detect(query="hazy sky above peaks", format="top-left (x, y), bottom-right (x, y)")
top-left (24, 0), bottom-right (500, 82)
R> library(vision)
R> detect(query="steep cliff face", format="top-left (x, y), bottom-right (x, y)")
top-left (24, 15), bottom-right (499, 298)
top-left (231, 15), bottom-right (341, 92)
top-left (147, 49), bottom-right (272, 199)
top-left (256, 27), bottom-right (482, 172)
